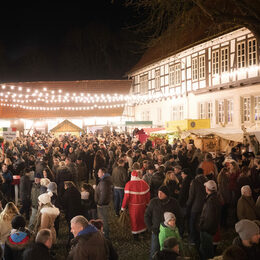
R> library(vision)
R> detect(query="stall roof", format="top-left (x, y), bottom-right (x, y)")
top-left (181, 127), bottom-right (260, 143)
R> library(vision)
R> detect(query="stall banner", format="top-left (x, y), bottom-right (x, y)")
top-left (165, 119), bottom-right (210, 132)
top-left (0, 127), bottom-right (17, 141)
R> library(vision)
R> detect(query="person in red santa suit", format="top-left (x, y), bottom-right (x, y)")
top-left (121, 170), bottom-right (150, 240)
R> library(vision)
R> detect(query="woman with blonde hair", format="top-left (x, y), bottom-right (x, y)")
top-left (163, 171), bottom-right (179, 199)
top-left (40, 178), bottom-right (51, 194)
top-left (0, 202), bottom-right (19, 251)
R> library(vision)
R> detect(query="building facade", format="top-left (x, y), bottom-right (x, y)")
top-left (126, 27), bottom-right (260, 131)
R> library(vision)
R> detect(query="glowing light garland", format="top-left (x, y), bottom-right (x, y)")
top-left (0, 102), bottom-right (125, 111)
top-left (0, 66), bottom-right (259, 110)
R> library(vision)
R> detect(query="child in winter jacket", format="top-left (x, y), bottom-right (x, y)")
top-left (81, 183), bottom-right (97, 220)
top-left (158, 212), bottom-right (183, 252)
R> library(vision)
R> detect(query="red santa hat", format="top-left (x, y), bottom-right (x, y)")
top-left (131, 170), bottom-right (139, 177)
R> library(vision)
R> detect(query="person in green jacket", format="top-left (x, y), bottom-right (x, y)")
top-left (158, 212), bottom-right (183, 252)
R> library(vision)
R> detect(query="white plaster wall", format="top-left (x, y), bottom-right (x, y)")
top-left (134, 84), bottom-right (260, 129)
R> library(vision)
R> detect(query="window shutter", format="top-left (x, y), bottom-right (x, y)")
top-left (250, 95), bottom-right (254, 123)
top-left (224, 99), bottom-right (228, 124)
top-left (240, 97), bottom-right (244, 124)
top-left (198, 103), bottom-right (201, 119)
top-left (215, 100), bottom-right (219, 124)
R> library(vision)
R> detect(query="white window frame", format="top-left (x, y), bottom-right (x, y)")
top-left (221, 47), bottom-right (229, 73)
top-left (243, 97), bottom-right (251, 122)
top-left (237, 41), bottom-right (246, 68)
top-left (169, 64), bottom-right (174, 86)
top-left (199, 55), bottom-right (205, 80)
top-left (155, 69), bottom-right (160, 91)
top-left (140, 74), bottom-right (148, 94)
top-left (192, 57), bottom-right (198, 81)
top-left (218, 100), bottom-right (225, 124)
top-left (172, 106), bottom-right (178, 121)
top-left (199, 103), bottom-right (205, 119)
top-left (255, 96), bottom-right (260, 121)
top-left (179, 105), bottom-right (184, 120)
top-left (207, 102), bottom-right (213, 120)
top-left (212, 50), bottom-right (219, 75)
top-left (169, 63), bottom-right (181, 86)
top-left (248, 38), bottom-right (257, 66)
top-left (227, 99), bottom-right (233, 124)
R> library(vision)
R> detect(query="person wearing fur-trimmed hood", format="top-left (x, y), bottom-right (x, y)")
top-left (34, 192), bottom-right (60, 244)
top-left (4, 215), bottom-right (32, 260)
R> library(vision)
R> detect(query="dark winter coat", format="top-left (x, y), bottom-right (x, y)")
top-left (67, 224), bottom-right (109, 260)
top-left (22, 242), bottom-right (53, 260)
top-left (186, 174), bottom-right (207, 213)
top-left (62, 186), bottom-right (83, 222)
top-left (144, 197), bottom-right (182, 235)
top-left (199, 191), bottom-right (221, 235)
top-left (95, 174), bottom-right (113, 206)
top-left (150, 172), bottom-right (165, 198)
top-left (112, 166), bottom-right (128, 188)
top-left (233, 236), bottom-right (260, 259)
top-left (56, 167), bottom-right (73, 196)
top-left (30, 183), bottom-right (41, 209)
top-left (76, 162), bottom-right (87, 182)
top-left (237, 195), bottom-right (259, 221)
top-left (165, 180), bottom-right (179, 199)
top-left (152, 249), bottom-right (179, 260)
top-left (178, 175), bottom-right (192, 207)
top-left (19, 175), bottom-right (32, 201)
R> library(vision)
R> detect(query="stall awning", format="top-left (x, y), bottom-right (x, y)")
top-left (125, 121), bottom-right (153, 126)
top-left (181, 127), bottom-right (260, 143)
top-left (143, 128), bottom-right (165, 135)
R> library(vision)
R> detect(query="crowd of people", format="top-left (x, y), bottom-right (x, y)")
top-left (0, 131), bottom-right (259, 259)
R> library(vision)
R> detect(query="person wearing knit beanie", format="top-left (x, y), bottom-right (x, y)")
top-left (164, 212), bottom-right (176, 227)
top-left (158, 186), bottom-right (169, 198)
top-left (47, 182), bottom-right (57, 195)
top-left (235, 219), bottom-right (259, 242)
top-left (233, 219), bottom-right (260, 258)
top-left (38, 193), bottom-right (51, 205)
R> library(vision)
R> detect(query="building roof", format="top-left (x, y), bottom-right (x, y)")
top-left (50, 119), bottom-right (83, 132)
top-left (0, 80), bottom-right (131, 118)
top-left (128, 3), bottom-right (239, 74)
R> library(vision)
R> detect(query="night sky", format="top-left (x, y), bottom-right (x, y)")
top-left (0, 1), bottom-right (145, 82)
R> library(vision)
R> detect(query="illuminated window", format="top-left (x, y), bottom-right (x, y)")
top-left (140, 74), bottom-right (148, 94)
top-left (248, 39), bottom-right (257, 66)
top-left (255, 96), bottom-right (260, 121)
top-left (218, 100), bottom-right (225, 123)
top-left (227, 99), bottom-right (233, 123)
top-left (179, 105), bottom-right (184, 120)
top-left (172, 105), bottom-right (184, 120)
top-left (199, 55), bottom-right (205, 79)
top-left (237, 42), bottom-right (246, 68)
top-left (207, 102), bottom-right (213, 120)
top-left (199, 103), bottom-right (205, 119)
top-left (212, 50), bottom-right (219, 75)
top-left (172, 106), bottom-right (178, 120)
top-left (192, 57), bottom-right (198, 81)
top-left (169, 63), bottom-right (181, 86)
top-left (243, 97), bottom-right (251, 122)
top-left (221, 47), bottom-right (229, 73)
top-left (155, 70), bottom-right (160, 91)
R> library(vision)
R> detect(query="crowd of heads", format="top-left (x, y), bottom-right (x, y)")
top-left (0, 131), bottom-right (259, 259)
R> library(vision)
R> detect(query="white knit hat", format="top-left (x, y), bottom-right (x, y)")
top-left (38, 193), bottom-right (51, 204)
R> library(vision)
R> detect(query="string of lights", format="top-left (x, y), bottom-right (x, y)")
top-left (1, 66), bottom-right (257, 110)
top-left (0, 102), bottom-right (126, 110)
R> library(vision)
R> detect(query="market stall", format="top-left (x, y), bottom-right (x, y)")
top-left (50, 119), bottom-right (83, 137)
